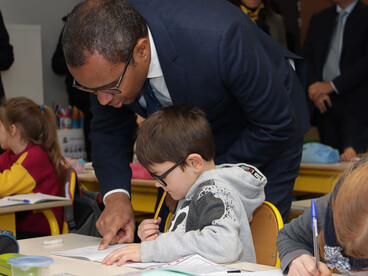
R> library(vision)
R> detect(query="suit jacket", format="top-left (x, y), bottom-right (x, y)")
top-left (0, 10), bottom-right (14, 99)
top-left (90, 0), bottom-right (310, 196)
top-left (302, 1), bottom-right (368, 124)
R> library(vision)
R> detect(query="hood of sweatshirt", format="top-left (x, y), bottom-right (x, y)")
top-left (185, 162), bottom-right (267, 222)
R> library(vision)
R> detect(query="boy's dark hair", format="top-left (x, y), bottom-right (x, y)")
top-left (136, 105), bottom-right (215, 170)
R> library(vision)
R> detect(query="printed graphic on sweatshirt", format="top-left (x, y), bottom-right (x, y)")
top-left (168, 180), bottom-right (236, 233)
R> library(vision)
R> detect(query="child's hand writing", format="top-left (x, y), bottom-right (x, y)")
top-left (102, 243), bottom-right (141, 266)
top-left (288, 254), bottom-right (331, 276)
top-left (138, 217), bottom-right (161, 241)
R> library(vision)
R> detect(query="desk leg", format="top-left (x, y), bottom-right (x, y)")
top-left (0, 213), bottom-right (16, 237)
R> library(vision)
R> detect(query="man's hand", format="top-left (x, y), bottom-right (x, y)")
top-left (288, 254), bottom-right (331, 276)
top-left (97, 193), bottom-right (136, 250)
top-left (308, 82), bottom-right (334, 113)
top-left (341, 146), bottom-right (357, 162)
top-left (308, 82), bottom-right (334, 102)
top-left (314, 94), bottom-right (332, 114)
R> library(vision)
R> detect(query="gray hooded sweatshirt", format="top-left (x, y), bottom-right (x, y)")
top-left (140, 163), bottom-right (266, 264)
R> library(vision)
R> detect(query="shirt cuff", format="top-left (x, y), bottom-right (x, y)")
top-left (330, 81), bottom-right (339, 94)
top-left (288, 58), bottom-right (295, 71)
top-left (103, 189), bottom-right (130, 204)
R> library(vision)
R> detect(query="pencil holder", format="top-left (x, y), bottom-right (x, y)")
top-left (0, 230), bottom-right (18, 254)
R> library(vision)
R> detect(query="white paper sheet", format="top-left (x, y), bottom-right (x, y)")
top-left (52, 244), bottom-right (165, 269)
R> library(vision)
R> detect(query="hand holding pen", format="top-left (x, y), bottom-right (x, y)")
top-left (288, 199), bottom-right (331, 276)
top-left (289, 254), bottom-right (331, 276)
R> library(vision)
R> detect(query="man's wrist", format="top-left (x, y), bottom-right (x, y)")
top-left (104, 190), bottom-right (130, 205)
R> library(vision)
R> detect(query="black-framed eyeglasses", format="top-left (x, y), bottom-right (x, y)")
top-left (149, 157), bottom-right (187, 187)
top-left (72, 50), bottom-right (134, 95)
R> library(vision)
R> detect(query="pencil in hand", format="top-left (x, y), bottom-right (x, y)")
top-left (154, 191), bottom-right (167, 219)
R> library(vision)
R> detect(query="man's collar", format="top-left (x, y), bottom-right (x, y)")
top-left (337, 0), bottom-right (358, 14)
top-left (147, 26), bottom-right (163, 79)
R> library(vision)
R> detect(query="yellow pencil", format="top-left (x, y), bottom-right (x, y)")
top-left (154, 191), bottom-right (167, 219)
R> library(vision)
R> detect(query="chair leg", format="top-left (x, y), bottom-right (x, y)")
top-left (62, 221), bottom-right (69, 234)
top-left (38, 209), bottom-right (60, 235)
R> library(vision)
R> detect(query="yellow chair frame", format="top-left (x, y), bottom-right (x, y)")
top-left (250, 201), bottom-right (283, 267)
top-left (164, 212), bottom-right (173, 232)
top-left (37, 169), bottom-right (77, 235)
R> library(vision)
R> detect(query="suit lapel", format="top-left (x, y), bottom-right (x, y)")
top-left (341, 2), bottom-right (364, 61)
top-left (146, 19), bottom-right (191, 105)
top-left (128, 0), bottom-right (191, 105)
top-left (344, 2), bottom-right (364, 39)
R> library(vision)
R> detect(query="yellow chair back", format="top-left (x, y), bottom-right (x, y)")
top-left (250, 201), bottom-right (283, 267)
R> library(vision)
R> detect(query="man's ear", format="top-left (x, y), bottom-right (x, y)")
top-left (187, 153), bottom-right (203, 173)
top-left (135, 37), bottom-right (150, 62)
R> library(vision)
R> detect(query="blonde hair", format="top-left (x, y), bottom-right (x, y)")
top-left (319, 154), bottom-right (368, 259)
top-left (0, 97), bottom-right (66, 182)
top-left (332, 155), bottom-right (368, 257)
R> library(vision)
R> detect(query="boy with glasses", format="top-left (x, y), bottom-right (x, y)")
top-left (102, 105), bottom-right (266, 265)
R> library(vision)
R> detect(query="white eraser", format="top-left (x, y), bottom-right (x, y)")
top-left (43, 238), bottom-right (63, 245)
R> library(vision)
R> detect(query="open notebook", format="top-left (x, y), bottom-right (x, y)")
top-left (0, 193), bottom-right (68, 207)
top-left (53, 245), bottom-right (283, 275)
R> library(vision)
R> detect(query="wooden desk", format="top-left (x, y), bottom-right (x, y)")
top-left (0, 200), bottom-right (72, 236)
top-left (78, 171), bottom-right (157, 214)
top-left (18, 233), bottom-right (278, 275)
top-left (294, 162), bottom-right (350, 194)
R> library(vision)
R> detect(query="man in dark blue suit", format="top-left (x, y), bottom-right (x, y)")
top-left (63, 0), bottom-right (309, 248)
top-left (304, 0), bottom-right (368, 157)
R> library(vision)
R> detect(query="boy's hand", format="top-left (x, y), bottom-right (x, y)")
top-left (138, 217), bottom-right (161, 241)
top-left (288, 254), bottom-right (331, 276)
top-left (102, 243), bottom-right (141, 266)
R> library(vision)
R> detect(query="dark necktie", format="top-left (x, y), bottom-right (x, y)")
top-left (142, 79), bottom-right (162, 115)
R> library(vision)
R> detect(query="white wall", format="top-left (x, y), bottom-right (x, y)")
top-left (3, 24), bottom-right (44, 104)
top-left (0, 0), bottom-right (81, 107)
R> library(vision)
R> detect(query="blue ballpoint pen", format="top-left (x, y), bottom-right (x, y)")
top-left (7, 198), bottom-right (30, 203)
top-left (311, 199), bottom-right (320, 270)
